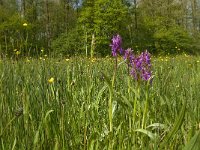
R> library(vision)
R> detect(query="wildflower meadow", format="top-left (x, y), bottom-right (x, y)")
top-left (0, 34), bottom-right (200, 150)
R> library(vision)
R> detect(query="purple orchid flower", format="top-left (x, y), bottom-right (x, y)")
top-left (110, 34), bottom-right (123, 57)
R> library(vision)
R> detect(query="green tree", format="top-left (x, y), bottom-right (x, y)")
top-left (78, 0), bottom-right (95, 56)
top-left (127, 0), bottom-right (195, 54)
top-left (93, 0), bottom-right (128, 55)
top-left (78, 0), bottom-right (129, 56)
top-left (0, 0), bottom-right (24, 56)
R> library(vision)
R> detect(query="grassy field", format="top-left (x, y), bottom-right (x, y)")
top-left (0, 55), bottom-right (200, 149)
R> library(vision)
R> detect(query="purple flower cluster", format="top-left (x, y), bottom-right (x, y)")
top-left (110, 34), bottom-right (152, 81)
top-left (110, 34), bottom-right (123, 57)
top-left (124, 48), bottom-right (134, 65)
top-left (130, 50), bottom-right (152, 81)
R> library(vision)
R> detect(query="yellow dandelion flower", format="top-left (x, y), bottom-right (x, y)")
top-left (65, 58), bottom-right (70, 61)
top-left (16, 51), bottom-right (20, 55)
top-left (91, 59), bottom-right (96, 63)
top-left (48, 77), bottom-right (54, 83)
top-left (23, 23), bottom-right (28, 27)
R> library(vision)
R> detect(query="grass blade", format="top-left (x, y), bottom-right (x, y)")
top-left (11, 137), bottom-right (16, 150)
top-left (183, 130), bottom-right (200, 150)
top-left (159, 99), bottom-right (187, 148)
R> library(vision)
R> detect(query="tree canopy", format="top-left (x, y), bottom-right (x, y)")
top-left (1, 0), bottom-right (200, 57)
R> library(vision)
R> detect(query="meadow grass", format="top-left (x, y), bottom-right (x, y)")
top-left (0, 55), bottom-right (200, 149)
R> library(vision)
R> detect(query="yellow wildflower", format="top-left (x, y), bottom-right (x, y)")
top-left (197, 60), bottom-right (200, 63)
top-left (91, 58), bottom-right (96, 63)
top-left (16, 51), bottom-right (20, 55)
top-left (65, 58), bottom-right (70, 61)
top-left (48, 77), bottom-right (54, 83)
top-left (23, 23), bottom-right (28, 27)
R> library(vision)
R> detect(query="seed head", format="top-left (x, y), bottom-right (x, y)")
top-left (15, 107), bottom-right (23, 117)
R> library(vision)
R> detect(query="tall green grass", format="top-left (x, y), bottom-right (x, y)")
top-left (0, 56), bottom-right (200, 149)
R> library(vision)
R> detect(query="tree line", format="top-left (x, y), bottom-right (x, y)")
top-left (1, 0), bottom-right (200, 57)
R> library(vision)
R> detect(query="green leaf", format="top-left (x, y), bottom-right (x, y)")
top-left (33, 110), bottom-right (54, 146)
top-left (130, 88), bottom-right (140, 99)
top-left (89, 140), bottom-right (95, 150)
top-left (44, 110), bottom-right (54, 122)
top-left (96, 85), bottom-right (107, 102)
top-left (11, 137), bottom-right (16, 150)
top-left (33, 130), bottom-right (40, 146)
top-left (147, 123), bottom-right (167, 130)
top-left (183, 130), bottom-right (200, 150)
top-left (160, 99), bottom-right (187, 148)
top-left (134, 129), bottom-right (157, 141)
top-left (116, 92), bottom-right (133, 109)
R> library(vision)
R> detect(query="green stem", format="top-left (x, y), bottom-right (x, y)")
top-left (61, 105), bottom-right (65, 150)
top-left (142, 89), bottom-right (149, 129)
top-left (133, 85), bottom-right (140, 126)
top-left (108, 84), bottom-right (113, 150)
top-left (112, 57), bottom-right (117, 87)
top-left (132, 87), bottom-right (139, 146)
